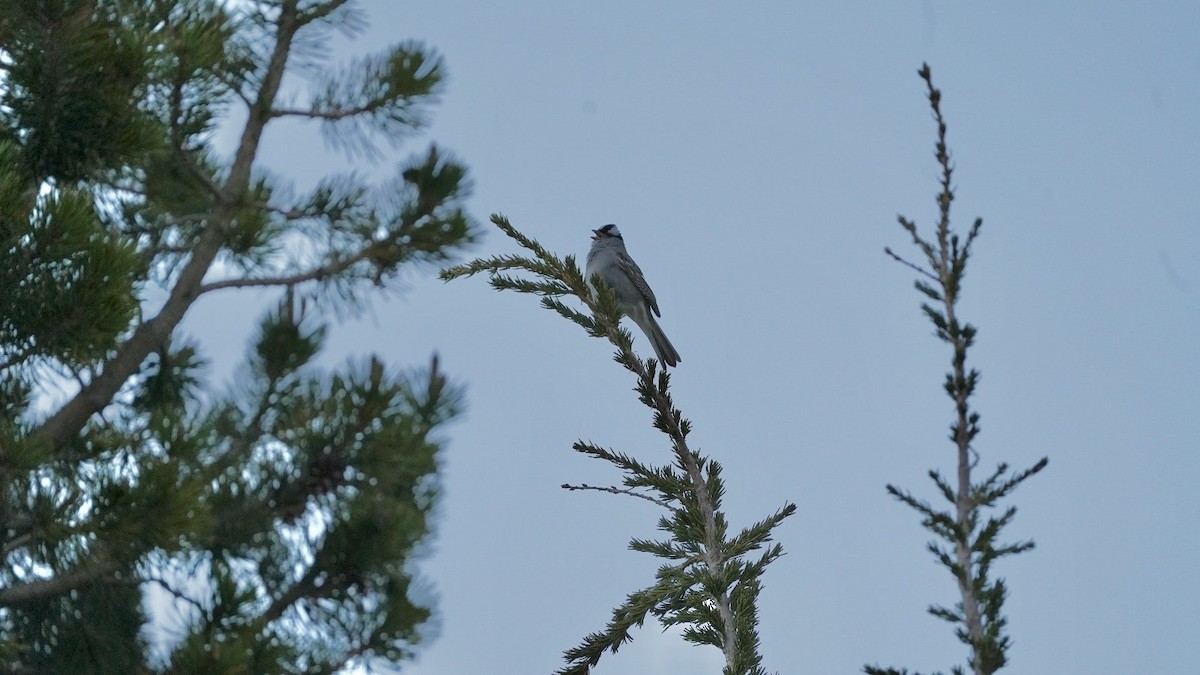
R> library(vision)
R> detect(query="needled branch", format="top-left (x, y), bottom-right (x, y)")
top-left (444, 214), bottom-right (794, 675)
top-left (866, 64), bottom-right (1047, 675)
top-left (29, 0), bottom-right (305, 453)
top-left (197, 241), bottom-right (379, 293)
top-left (0, 563), bottom-right (116, 606)
top-left (561, 483), bottom-right (671, 509)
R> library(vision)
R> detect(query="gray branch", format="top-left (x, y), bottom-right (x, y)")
top-left (198, 250), bottom-right (369, 293)
top-left (561, 483), bottom-right (671, 509)
top-left (0, 564), bottom-right (116, 606)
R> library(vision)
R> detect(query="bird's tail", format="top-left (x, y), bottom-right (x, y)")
top-left (636, 313), bottom-right (681, 367)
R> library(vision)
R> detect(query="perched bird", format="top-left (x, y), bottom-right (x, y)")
top-left (585, 224), bottom-right (681, 367)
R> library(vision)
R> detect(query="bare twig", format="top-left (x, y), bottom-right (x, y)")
top-left (0, 563), bottom-right (117, 606)
top-left (143, 576), bottom-right (207, 616)
top-left (560, 483), bottom-right (671, 509)
top-left (884, 246), bottom-right (937, 281)
top-left (0, 533), bottom-right (33, 559)
top-left (198, 246), bottom-right (372, 293)
top-left (271, 105), bottom-right (374, 121)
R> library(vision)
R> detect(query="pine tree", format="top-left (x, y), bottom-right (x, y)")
top-left (864, 65), bottom-right (1047, 675)
top-left (0, 1), bottom-right (474, 671)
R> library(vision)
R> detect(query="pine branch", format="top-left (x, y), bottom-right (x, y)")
top-left (299, 42), bottom-right (445, 157)
top-left (29, 0), bottom-right (306, 452)
top-left (258, 561), bottom-right (325, 626)
top-left (561, 483), bottom-right (671, 509)
top-left (447, 214), bottom-right (794, 674)
top-left (884, 245), bottom-right (938, 281)
top-left (296, 0), bottom-right (355, 25)
top-left (555, 572), bottom-right (684, 675)
top-left (919, 63), bottom-right (988, 665)
top-left (197, 246), bottom-right (377, 292)
top-left (723, 506), bottom-right (797, 561)
top-left (0, 562), bottom-right (117, 606)
top-left (142, 575), bottom-right (207, 616)
top-left (869, 64), bottom-right (1047, 675)
top-left (271, 105), bottom-right (376, 121)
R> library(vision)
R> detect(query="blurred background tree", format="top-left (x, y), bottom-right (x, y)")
top-left (0, 1), bottom-right (474, 672)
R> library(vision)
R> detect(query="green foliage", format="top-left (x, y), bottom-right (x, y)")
top-left (307, 42), bottom-right (447, 158)
top-left (0, 0), bottom-right (159, 182)
top-left (0, 1), bottom-right (474, 672)
top-left (159, 307), bottom-right (459, 673)
top-left (4, 580), bottom-right (148, 675)
top-left (0, 163), bottom-right (141, 368)
top-left (142, 0), bottom-right (252, 145)
top-left (865, 65), bottom-right (1047, 675)
top-left (445, 214), bottom-right (795, 674)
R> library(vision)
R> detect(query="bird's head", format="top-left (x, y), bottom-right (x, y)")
top-left (591, 223), bottom-right (623, 241)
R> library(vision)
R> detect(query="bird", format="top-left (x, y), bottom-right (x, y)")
top-left (585, 224), bottom-right (681, 367)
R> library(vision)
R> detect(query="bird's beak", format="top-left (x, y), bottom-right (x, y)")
top-left (591, 228), bottom-right (604, 240)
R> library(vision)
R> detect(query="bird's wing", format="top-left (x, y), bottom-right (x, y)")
top-left (616, 251), bottom-right (661, 317)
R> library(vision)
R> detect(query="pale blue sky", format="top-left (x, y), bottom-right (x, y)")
top-left (185, 2), bottom-right (1200, 672)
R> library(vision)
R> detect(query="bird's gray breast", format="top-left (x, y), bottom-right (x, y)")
top-left (586, 247), bottom-right (622, 288)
